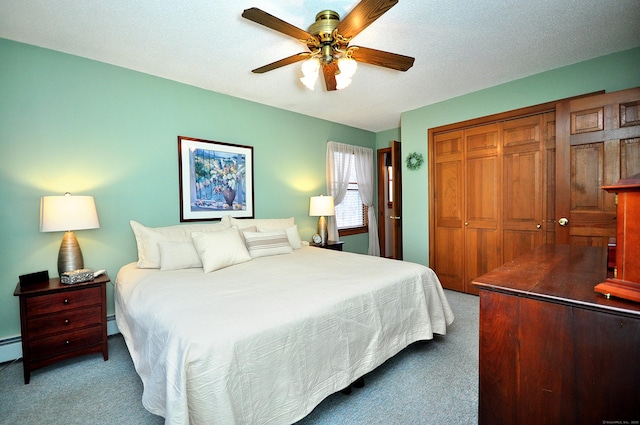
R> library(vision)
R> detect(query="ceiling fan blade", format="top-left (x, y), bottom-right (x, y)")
top-left (350, 46), bottom-right (415, 71)
top-left (242, 8), bottom-right (313, 41)
top-left (322, 62), bottom-right (338, 91)
top-left (251, 53), bottom-right (311, 73)
top-left (336, 0), bottom-right (398, 39)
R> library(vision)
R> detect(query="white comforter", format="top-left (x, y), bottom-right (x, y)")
top-left (115, 247), bottom-right (454, 425)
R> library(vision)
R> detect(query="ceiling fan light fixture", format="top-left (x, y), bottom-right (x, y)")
top-left (335, 74), bottom-right (352, 90)
top-left (242, 3), bottom-right (414, 92)
top-left (300, 57), bottom-right (320, 90)
top-left (337, 57), bottom-right (357, 78)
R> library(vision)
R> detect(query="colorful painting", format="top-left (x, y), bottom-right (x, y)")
top-left (178, 136), bottom-right (254, 221)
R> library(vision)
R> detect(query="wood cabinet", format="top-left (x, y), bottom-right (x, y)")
top-left (14, 274), bottom-right (109, 384)
top-left (473, 245), bottom-right (640, 424)
top-left (431, 112), bottom-right (554, 294)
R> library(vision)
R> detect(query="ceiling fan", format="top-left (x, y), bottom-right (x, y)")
top-left (241, 0), bottom-right (415, 91)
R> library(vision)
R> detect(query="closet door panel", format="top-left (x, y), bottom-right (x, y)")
top-left (502, 115), bottom-right (544, 261)
top-left (465, 124), bottom-right (500, 294)
top-left (435, 227), bottom-right (464, 291)
top-left (433, 131), bottom-right (464, 291)
top-left (465, 228), bottom-right (499, 295)
top-left (544, 113), bottom-right (557, 244)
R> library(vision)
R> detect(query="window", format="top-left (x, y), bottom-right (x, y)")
top-left (334, 154), bottom-right (368, 235)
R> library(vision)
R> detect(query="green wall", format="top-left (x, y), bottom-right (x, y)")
top-left (2, 38), bottom-right (639, 344)
top-left (399, 46), bottom-right (640, 265)
top-left (0, 39), bottom-right (375, 341)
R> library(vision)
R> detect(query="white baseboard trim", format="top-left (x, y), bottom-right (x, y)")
top-left (0, 315), bottom-right (120, 364)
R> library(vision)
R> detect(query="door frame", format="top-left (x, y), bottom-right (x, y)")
top-left (377, 141), bottom-right (403, 259)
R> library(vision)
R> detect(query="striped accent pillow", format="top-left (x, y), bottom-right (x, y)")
top-left (243, 230), bottom-right (293, 258)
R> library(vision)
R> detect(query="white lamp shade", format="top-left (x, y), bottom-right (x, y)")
top-left (40, 194), bottom-right (100, 232)
top-left (309, 195), bottom-right (335, 217)
top-left (300, 58), bottom-right (321, 90)
top-left (337, 57), bottom-right (357, 78)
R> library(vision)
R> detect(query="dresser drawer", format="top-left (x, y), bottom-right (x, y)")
top-left (27, 306), bottom-right (103, 339)
top-left (25, 286), bottom-right (102, 316)
top-left (28, 324), bottom-right (103, 360)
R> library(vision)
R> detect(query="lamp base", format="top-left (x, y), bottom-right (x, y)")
top-left (57, 231), bottom-right (85, 276)
top-left (318, 216), bottom-right (328, 245)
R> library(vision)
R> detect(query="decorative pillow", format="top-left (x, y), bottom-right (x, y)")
top-left (259, 224), bottom-right (302, 249)
top-left (237, 225), bottom-right (257, 242)
top-left (227, 216), bottom-right (295, 231)
top-left (191, 227), bottom-right (252, 273)
top-left (158, 241), bottom-right (202, 271)
top-left (130, 220), bottom-right (227, 268)
top-left (243, 230), bottom-right (293, 258)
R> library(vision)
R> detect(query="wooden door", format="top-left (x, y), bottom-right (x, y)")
top-left (433, 130), bottom-right (465, 291)
top-left (556, 88), bottom-right (640, 246)
top-left (501, 114), bottom-right (549, 262)
top-left (376, 141), bottom-right (403, 259)
top-left (464, 124), bottom-right (501, 295)
top-left (390, 141), bottom-right (403, 259)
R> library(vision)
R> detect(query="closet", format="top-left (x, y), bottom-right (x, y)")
top-left (429, 87), bottom-right (640, 295)
top-left (430, 112), bottom-right (554, 294)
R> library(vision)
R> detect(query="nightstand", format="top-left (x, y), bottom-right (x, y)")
top-left (311, 240), bottom-right (344, 251)
top-left (13, 273), bottom-right (110, 384)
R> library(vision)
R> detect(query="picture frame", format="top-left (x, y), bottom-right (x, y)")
top-left (178, 136), bottom-right (254, 221)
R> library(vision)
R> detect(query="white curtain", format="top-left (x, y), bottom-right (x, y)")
top-left (326, 141), bottom-right (380, 256)
top-left (353, 145), bottom-right (380, 256)
top-left (326, 141), bottom-right (352, 242)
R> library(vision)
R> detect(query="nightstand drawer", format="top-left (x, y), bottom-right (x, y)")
top-left (25, 286), bottom-right (102, 316)
top-left (28, 324), bottom-right (103, 360)
top-left (27, 306), bottom-right (103, 339)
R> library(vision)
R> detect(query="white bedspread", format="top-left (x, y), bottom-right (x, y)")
top-left (115, 247), bottom-right (454, 425)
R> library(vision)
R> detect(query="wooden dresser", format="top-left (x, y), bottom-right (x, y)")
top-left (14, 274), bottom-right (109, 384)
top-left (473, 244), bottom-right (640, 424)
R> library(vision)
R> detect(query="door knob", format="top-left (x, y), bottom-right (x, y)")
top-left (558, 217), bottom-right (569, 227)
top-left (536, 224), bottom-right (541, 229)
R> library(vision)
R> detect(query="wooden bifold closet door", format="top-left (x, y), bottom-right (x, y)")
top-left (431, 113), bottom-right (553, 294)
top-left (430, 87), bottom-right (640, 295)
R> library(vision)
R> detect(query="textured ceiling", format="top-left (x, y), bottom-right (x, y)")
top-left (1, 0), bottom-right (639, 132)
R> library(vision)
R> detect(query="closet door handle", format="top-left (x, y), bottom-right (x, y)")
top-left (558, 217), bottom-right (569, 227)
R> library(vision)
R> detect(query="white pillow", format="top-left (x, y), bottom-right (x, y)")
top-left (158, 241), bottom-right (202, 271)
top-left (243, 230), bottom-right (293, 258)
top-left (227, 216), bottom-right (295, 231)
top-left (259, 224), bottom-right (302, 249)
top-left (130, 220), bottom-right (227, 268)
top-left (191, 227), bottom-right (252, 273)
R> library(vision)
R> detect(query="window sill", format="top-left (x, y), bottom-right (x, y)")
top-left (338, 226), bottom-right (368, 237)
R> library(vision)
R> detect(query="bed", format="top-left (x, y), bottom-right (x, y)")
top-left (115, 217), bottom-right (454, 425)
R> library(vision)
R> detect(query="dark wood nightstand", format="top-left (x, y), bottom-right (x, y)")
top-left (13, 273), bottom-right (110, 384)
top-left (311, 240), bottom-right (344, 251)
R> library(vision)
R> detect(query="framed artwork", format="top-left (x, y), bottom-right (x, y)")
top-left (178, 136), bottom-right (254, 221)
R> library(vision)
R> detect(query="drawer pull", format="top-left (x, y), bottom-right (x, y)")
top-left (65, 340), bottom-right (70, 346)
top-left (64, 319), bottom-right (70, 325)
top-left (63, 299), bottom-right (70, 305)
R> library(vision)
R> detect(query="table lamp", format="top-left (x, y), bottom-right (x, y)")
top-left (309, 195), bottom-right (335, 245)
top-left (40, 193), bottom-right (100, 275)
